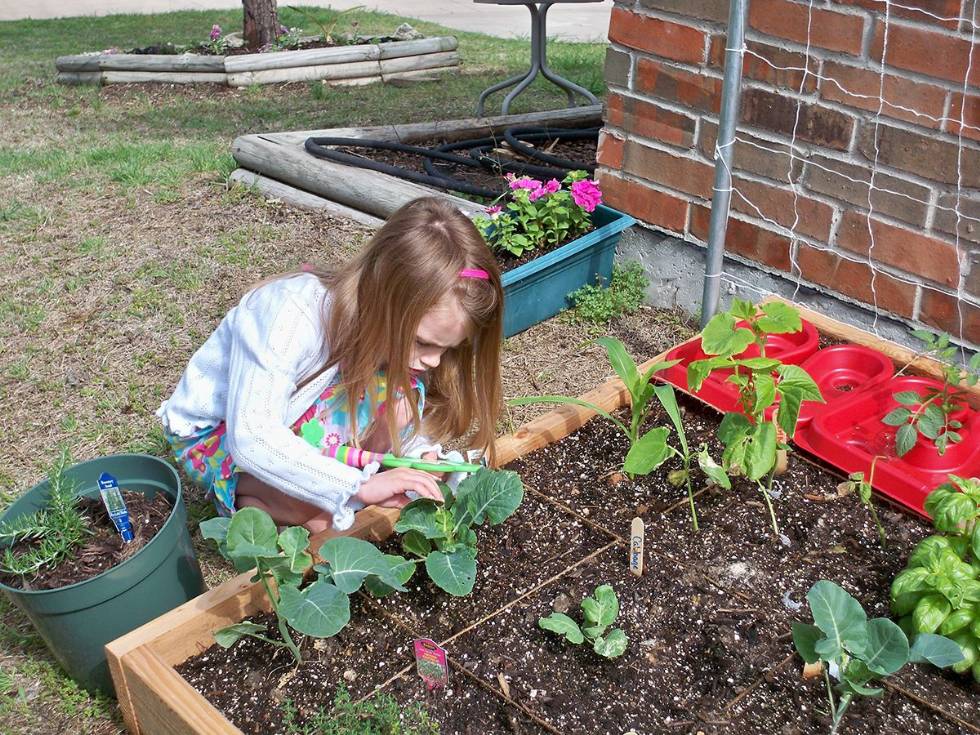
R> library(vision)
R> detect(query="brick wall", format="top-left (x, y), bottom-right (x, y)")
top-left (599, 0), bottom-right (980, 346)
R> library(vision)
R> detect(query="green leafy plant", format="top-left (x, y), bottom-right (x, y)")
top-left (889, 476), bottom-right (980, 682)
top-left (837, 456), bottom-right (887, 548)
top-left (285, 4), bottom-right (365, 46)
top-left (0, 448), bottom-right (91, 579)
top-left (538, 584), bottom-right (628, 659)
top-left (565, 262), bottom-right (649, 326)
top-left (883, 330), bottom-right (980, 457)
top-left (688, 299), bottom-right (824, 535)
top-left (201, 508), bottom-right (412, 663)
top-left (510, 337), bottom-right (727, 531)
top-left (793, 580), bottom-right (963, 734)
top-left (394, 468), bottom-right (523, 597)
top-left (474, 171), bottom-right (600, 258)
top-left (281, 684), bottom-right (438, 735)
top-left (274, 25), bottom-right (305, 49)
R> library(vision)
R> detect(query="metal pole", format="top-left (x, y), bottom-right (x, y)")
top-left (700, 0), bottom-right (750, 327)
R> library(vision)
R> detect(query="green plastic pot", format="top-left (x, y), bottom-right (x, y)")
top-left (0, 454), bottom-right (204, 696)
top-left (501, 204), bottom-right (635, 337)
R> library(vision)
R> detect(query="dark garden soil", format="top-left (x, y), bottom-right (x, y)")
top-left (178, 391), bottom-right (978, 735)
top-left (130, 36), bottom-right (408, 57)
top-left (1, 490), bottom-right (172, 591)
top-left (373, 491), bottom-right (613, 642)
top-left (335, 135), bottom-right (597, 199)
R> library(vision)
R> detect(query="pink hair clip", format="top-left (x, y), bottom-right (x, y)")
top-left (459, 268), bottom-right (490, 280)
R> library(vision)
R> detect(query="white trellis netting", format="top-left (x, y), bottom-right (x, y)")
top-left (707, 0), bottom-right (978, 352)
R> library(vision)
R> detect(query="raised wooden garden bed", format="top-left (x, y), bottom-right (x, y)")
top-left (107, 298), bottom-right (980, 735)
top-left (55, 37), bottom-right (460, 87)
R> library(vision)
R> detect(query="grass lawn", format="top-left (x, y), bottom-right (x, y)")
top-left (0, 8), bottom-right (693, 733)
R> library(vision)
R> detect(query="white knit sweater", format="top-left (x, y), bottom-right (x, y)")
top-left (156, 274), bottom-right (437, 530)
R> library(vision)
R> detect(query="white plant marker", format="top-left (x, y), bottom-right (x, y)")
top-left (629, 517), bottom-right (644, 576)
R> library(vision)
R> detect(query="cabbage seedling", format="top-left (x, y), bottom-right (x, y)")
top-left (793, 580), bottom-right (962, 733)
top-left (202, 507), bottom-right (412, 663)
top-left (539, 584), bottom-right (628, 659)
top-left (394, 467), bottom-right (524, 597)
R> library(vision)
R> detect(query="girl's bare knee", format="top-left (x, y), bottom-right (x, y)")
top-left (303, 512), bottom-right (333, 535)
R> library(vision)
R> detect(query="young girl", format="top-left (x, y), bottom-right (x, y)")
top-left (157, 197), bottom-right (504, 533)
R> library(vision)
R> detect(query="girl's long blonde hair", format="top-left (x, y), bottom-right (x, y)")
top-left (314, 197), bottom-right (503, 463)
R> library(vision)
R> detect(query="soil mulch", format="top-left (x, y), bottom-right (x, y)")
top-left (1, 490), bottom-right (173, 591)
top-left (177, 391), bottom-right (978, 735)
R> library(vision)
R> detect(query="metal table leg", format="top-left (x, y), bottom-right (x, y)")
top-left (537, 2), bottom-right (600, 108)
top-left (475, 1), bottom-right (601, 116)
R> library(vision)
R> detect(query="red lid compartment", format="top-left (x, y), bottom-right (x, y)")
top-left (796, 345), bottom-right (894, 428)
top-left (795, 376), bottom-right (980, 515)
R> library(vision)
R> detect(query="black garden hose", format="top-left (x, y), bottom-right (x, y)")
top-left (303, 125), bottom-right (599, 199)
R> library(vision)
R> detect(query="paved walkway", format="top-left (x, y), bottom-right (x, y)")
top-left (0, 1), bottom-right (612, 42)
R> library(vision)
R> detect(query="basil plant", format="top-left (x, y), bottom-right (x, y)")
top-left (793, 580), bottom-right (963, 734)
top-left (890, 476), bottom-right (980, 682)
top-left (202, 508), bottom-right (412, 663)
top-left (688, 299), bottom-right (823, 535)
top-left (394, 467), bottom-right (524, 597)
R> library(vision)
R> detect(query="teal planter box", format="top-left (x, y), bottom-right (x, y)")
top-left (500, 204), bottom-right (634, 337)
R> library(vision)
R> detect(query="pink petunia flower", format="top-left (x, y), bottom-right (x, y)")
top-left (485, 204), bottom-right (502, 215)
top-left (509, 175), bottom-right (542, 192)
top-left (570, 179), bottom-right (602, 213)
top-left (542, 179), bottom-right (560, 195)
top-left (210, 24), bottom-right (222, 41)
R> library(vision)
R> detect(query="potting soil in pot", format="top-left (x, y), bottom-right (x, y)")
top-left (0, 490), bottom-right (172, 591)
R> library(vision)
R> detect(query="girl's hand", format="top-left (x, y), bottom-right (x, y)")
top-left (355, 467), bottom-right (443, 509)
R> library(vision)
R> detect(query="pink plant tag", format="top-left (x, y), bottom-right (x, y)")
top-left (413, 638), bottom-right (449, 689)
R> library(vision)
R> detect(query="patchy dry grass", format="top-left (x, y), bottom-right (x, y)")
top-left (0, 8), bottom-right (694, 734)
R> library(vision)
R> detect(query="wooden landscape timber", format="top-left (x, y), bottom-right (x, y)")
top-left (108, 297), bottom-right (978, 735)
top-left (227, 169), bottom-right (385, 227)
top-left (230, 106), bottom-right (603, 220)
top-left (55, 37), bottom-right (460, 86)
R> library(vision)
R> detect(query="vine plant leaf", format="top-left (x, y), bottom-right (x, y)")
top-left (623, 427), bottom-right (671, 475)
top-left (213, 621), bottom-right (268, 649)
top-left (744, 422), bottom-right (777, 481)
top-left (593, 628), bottom-right (629, 659)
top-left (199, 517), bottom-right (231, 554)
top-left (700, 312), bottom-right (754, 357)
top-left (454, 468), bottom-right (524, 526)
top-left (807, 580), bottom-right (869, 660)
top-left (757, 301), bottom-right (802, 334)
top-left (539, 613), bottom-right (585, 644)
top-left (318, 537), bottom-right (409, 594)
top-left (278, 579), bottom-right (350, 638)
top-left (425, 548), bottom-right (477, 596)
top-left (908, 632), bottom-right (965, 667)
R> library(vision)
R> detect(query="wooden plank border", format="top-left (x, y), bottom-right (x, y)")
top-left (108, 297), bottom-right (976, 735)
top-left (55, 38), bottom-right (461, 87)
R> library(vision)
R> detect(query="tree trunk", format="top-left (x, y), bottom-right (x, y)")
top-left (242, 0), bottom-right (280, 50)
